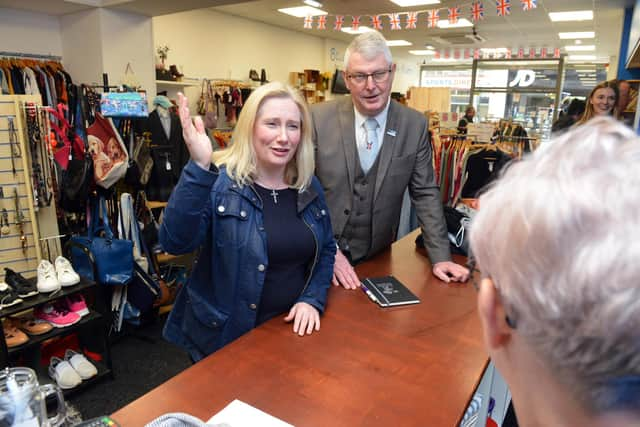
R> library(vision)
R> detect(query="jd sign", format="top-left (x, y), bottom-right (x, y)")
top-left (508, 70), bottom-right (536, 87)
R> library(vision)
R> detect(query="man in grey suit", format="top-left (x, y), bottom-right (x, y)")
top-left (311, 30), bottom-right (469, 289)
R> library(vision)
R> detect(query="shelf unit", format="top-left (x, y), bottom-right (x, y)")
top-left (289, 70), bottom-right (327, 104)
top-left (155, 79), bottom-right (198, 88)
top-left (0, 278), bottom-right (113, 396)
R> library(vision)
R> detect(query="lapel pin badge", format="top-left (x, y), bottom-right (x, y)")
top-left (386, 129), bottom-right (397, 137)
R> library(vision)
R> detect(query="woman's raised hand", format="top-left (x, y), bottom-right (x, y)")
top-left (177, 92), bottom-right (213, 170)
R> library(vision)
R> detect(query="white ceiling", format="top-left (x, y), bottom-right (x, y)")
top-left (0, 0), bottom-right (633, 66)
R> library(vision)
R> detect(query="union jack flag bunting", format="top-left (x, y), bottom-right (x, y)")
top-left (371, 15), bottom-right (383, 30)
top-left (448, 7), bottom-right (460, 25)
top-left (505, 49), bottom-right (512, 59)
top-left (334, 15), bottom-right (344, 31)
top-left (427, 9), bottom-right (439, 28)
top-left (317, 15), bottom-right (326, 30)
top-left (351, 15), bottom-right (361, 31)
top-left (540, 47), bottom-right (547, 57)
top-left (517, 47), bottom-right (524, 58)
top-left (303, 15), bottom-right (313, 29)
top-left (529, 47), bottom-right (536, 57)
top-left (553, 47), bottom-right (561, 58)
top-left (406, 11), bottom-right (418, 29)
top-left (435, 50), bottom-right (441, 59)
top-left (390, 13), bottom-right (401, 30)
top-left (474, 48), bottom-right (480, 59)
top-left (521, 0), bottom-right (536, 11)
top-left (496, 0), bottom-right (511, 16)
top-left (471, 2), bottom-right (484, 22)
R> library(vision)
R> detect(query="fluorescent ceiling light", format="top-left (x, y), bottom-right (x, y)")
top-left (303, 0), bottom-right (323, 7)
top-left (341, 26), bottom-right (373, 35)
top-left (278, 6), bottom-right (327, 17)
top-left (481, 47), bottom-right (508, 53)
top-left (390, 0), bottom-right (440, 6)
top-left (387, 40), bottom-right (413, 47)
top-left (409, 50), bottom-right (436, 55)
top-left (437, 18), bottom-right (473, 29)
top-left (568, 55), bottom-right (596, 61)
top-left (565, 45), bottom-right (595, 52)
top-left (425, 45), bottom-right (435, 50)
top-left (549, 10), bottom-right (593, 22)
top-left (559, 31), bottom-right (595, 39)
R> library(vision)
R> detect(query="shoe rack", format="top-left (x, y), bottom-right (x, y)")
top-left (289, 69), bottom-right (327, 104)
top-left (0, 278), bottom-right (113, 396)
top-left (0, 95), bottom-right (62, 278)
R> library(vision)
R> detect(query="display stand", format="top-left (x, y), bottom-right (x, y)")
top-left (0, 95), bottom-right (62, 277)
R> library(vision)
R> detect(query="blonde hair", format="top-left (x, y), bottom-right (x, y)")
top-left (575, 80), bottom-right (619, 125)
top-left (212, 82), bottom-right (315, 190)
top-left (470, 116), bottom-right (640, 415)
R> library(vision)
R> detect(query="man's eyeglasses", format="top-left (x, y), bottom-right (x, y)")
top-left (466, 256), bottom-right (518, 329)
top-left (346, 68), bottom-right (393, 85)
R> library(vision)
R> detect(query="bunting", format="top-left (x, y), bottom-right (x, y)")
top-left (317, 15), bottom-right (326, 30)
top-left (471, 2), bottom-right (484, 22)
top-left (448, 7), bottom-right (461, 24)
top-left (553, 48), bottom-right (561, 58)
top-left (427, 9), bottom-right (439, 28)
top-left (351, 15), bottom-right (361, 31)
top-left (334, 15), bottom-right (344, 31)
top-left (371, 15), bottom-right (383, 30)
top-left (304, 15), bottom-right (313, 29)
top-left (406, 11), bottom-right (418, 29)
top-left (390, 13), bottom-right (402, 30)
top-left (496, 0), bottom-right (511, 16)
top-left (521, 0), bottom-right (536, 11)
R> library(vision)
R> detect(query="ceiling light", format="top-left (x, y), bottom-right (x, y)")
top-left (437, 18), bottom-right (473, 29)
top-left (387, 40), bottom-right (413, 47)
top-left (559, 31), bottom-right (595, 39)
top-left (549, 10), bottom-right (593, 22)
top-left (278, 6), bottom-right (327, 17)
top-left (425, 45), bottom-right (435, 50)
top-left (341, 26), bottom-right (374, 35)
top-left (565, 45), bottom-right (595, 52)
top-left (409, 50), bottom-right (436, 55)
top-left (575, 40), bottom-right (582, 45)
top-left (568, 55), bottom-right (596, 61)
top-left (303, 0), bottom-right (323, 7)
top-left (389, 0), bottom-right (440, 6)
top-left (481, 47), bottom-right (508, 53)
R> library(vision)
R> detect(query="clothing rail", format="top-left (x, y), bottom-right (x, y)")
top-left (0, 51), bottom-right (62, 61)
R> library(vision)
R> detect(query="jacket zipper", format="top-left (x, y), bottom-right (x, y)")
top-left (299, 213), bottom-right (319, 299)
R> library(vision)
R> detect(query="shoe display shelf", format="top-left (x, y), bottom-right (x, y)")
top-left (0, 277), bottom-right (113, 396)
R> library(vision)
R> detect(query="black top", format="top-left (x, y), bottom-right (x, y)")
top-left (254, 184), bottom-right (315, 325)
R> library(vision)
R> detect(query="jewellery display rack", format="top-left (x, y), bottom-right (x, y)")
top-left (0, 95), bottom-right (112, 395)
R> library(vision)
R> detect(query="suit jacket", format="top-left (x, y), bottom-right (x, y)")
top-left (310, 97), bottom-right (450, 264)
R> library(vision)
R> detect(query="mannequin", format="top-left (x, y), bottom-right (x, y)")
top-left (137, 95), bottom-right (189, 201)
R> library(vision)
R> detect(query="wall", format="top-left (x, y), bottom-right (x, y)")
top-left (60, 9), bottom-right (104, 86)
top-left (618, 5), bottom-right (640, 79)
top-left (0, 8), bottom-right (62, 56)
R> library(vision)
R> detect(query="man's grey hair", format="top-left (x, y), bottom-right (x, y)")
top-left (344, 30), bottom-right (393, 70)
top-left (470, 116), bottom-right (640, 415)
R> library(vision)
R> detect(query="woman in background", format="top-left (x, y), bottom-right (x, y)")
top-left (575, 81), bottom-right (618, 125)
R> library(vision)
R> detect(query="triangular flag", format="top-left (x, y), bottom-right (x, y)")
top-left (371, 15), bottom-right (383, 30)
top-left (406, 11), bottom-right (418, 29)
top-left (448, 7), bottom-right (460, 25)
top-left (390, 13), bottom-right (402, 30)
top-left (471, 2), bottom-right (485, 22)
top-left (317, 15), bottom-right (326, 30)
top-left (351, 16), bottom-right (361, 31)
top-left (496, 0), bottom-right (511, 16)
top-left (303, 15), bottom-right (314, 29)
top-left (334, 15), bottom-right (344, 31)
top-left (427, 9), bottom-right (439, 28)
top-left (521, 0), bottom-right (536, 11)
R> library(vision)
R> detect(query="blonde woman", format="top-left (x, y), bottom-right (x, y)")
top-left (160, 82), bottom-right (336, 362)
top-left (575, 80), bottom-right (619, 125)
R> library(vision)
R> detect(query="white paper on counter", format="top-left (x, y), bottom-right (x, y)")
top-left (207, 399), bottom-right (294, 427)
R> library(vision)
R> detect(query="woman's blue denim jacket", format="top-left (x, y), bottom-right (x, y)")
top-left (160, 161), bottom-right (336, 361)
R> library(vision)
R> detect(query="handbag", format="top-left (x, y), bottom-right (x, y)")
top-left (100, 91), bottom-right (149, 118)
top-left (197, 79), bottom-right (208, 116)
top-left (69, 197), bottom-right (134, 285)
top-left (87, 113), bottom-right (129, 189)
top-left (121, 62), bottom-right (140, 89)
top-left (203, 81), bottom-right (218, 130)
top-left (134, 132), bottom-right (154, 185)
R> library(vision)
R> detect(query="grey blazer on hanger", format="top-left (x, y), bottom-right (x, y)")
top-left (310, 97), bottom-right (451, 264)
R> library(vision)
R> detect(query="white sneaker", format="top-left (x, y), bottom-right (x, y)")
top-left (64, 349), bottom-right (97, 379)
top-left (55, 256), bottom-right (80, 287)
top-left (37, 260), bottom-right (61, 293)
top-left (48, 356), bottom-right (82, 389)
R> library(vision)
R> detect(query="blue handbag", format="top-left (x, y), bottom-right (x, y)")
top-left (69, 197), bottom-right (134, 285)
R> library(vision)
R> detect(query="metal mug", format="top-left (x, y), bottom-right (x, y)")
top-left (0, 367), bottom-right (66, 427)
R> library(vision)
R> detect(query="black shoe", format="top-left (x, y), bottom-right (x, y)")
top-left (0, 282), bottom-right (23, 310)
top-left (260, 68), bottom-right (268, 84)
top-left (4, 268), bottom-right (38, 298)
top-left (249, 69), bottom-right (260, 81)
